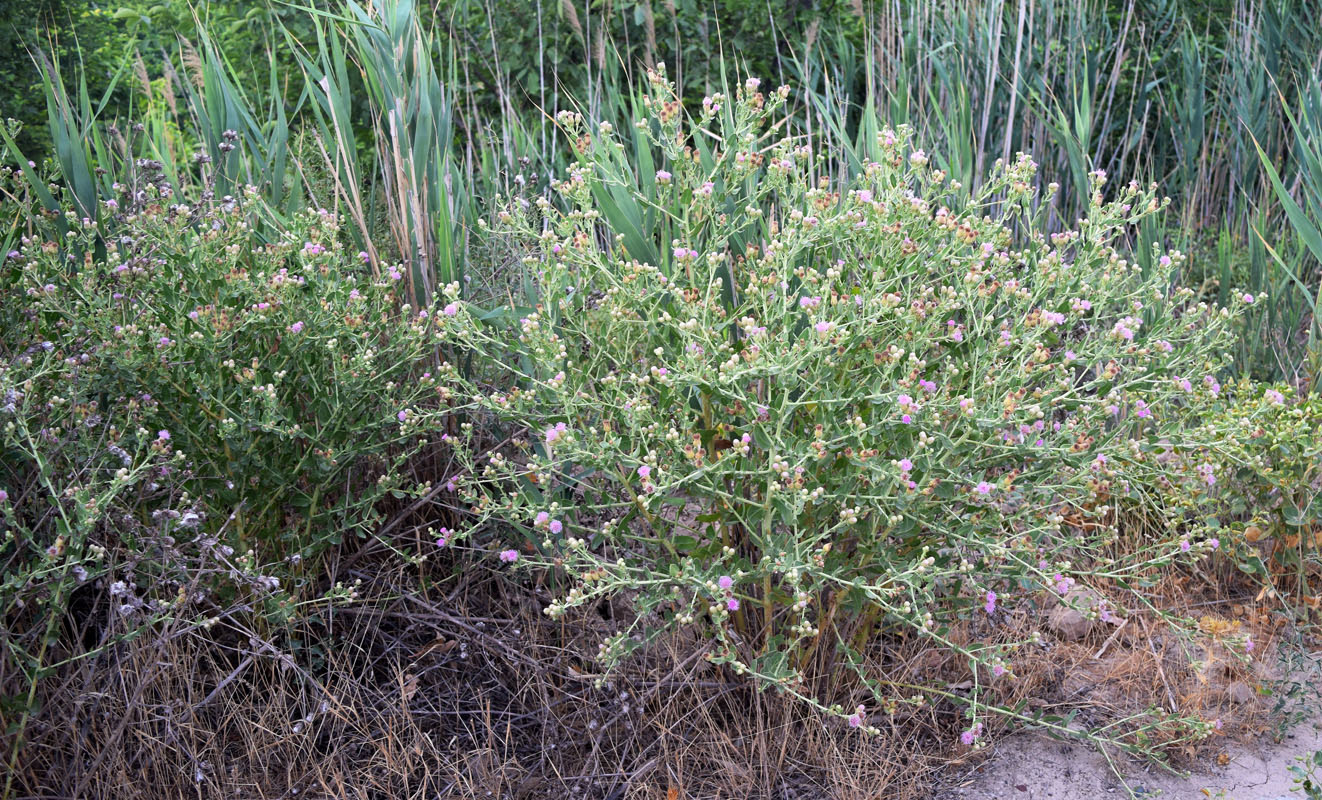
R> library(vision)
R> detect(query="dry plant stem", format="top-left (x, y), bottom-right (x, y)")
top-left (1139, 616), bottom-right (1179, 713)
top-left (1094, 617), bottom-right (1130, 660)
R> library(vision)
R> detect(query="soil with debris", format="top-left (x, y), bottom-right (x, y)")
top-left (944, 718), bottom-right (1322, 799)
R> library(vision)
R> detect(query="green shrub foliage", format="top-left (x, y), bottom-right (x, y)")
top-left (450, 72), bottom-right (1260, 744)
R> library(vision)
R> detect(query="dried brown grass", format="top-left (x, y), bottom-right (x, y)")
top-left (2, 552), bottom-right (934, 800)
top-left (2, 524), bottom-right (1308, 800)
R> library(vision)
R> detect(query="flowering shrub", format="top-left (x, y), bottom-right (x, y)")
top-left (0, 155), bottom-right (469, 714)
top-left (450, 72), bottom-right (1256, 745)
top-left (1203, 383), bottom-right (1322, 579)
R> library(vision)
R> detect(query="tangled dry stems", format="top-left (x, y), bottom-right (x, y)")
top-left (4, 533), bottom-right (1303, 800)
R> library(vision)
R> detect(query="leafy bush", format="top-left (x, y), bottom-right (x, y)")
top-left (0, 147), bottom-right (469, 757)
top-left (1205, 383), bottom-right (1322, 582)
top-left (449, 71), bottom-right (1257, 748)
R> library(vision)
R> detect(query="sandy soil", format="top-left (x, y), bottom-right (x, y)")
top-left (944, 721), bottom-right (1321, 800)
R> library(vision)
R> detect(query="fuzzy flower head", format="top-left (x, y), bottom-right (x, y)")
top-left (499, 549), bottom-right (519, 564)
top-left (960, 722), bottom-right (983, 746)
top-left (718, 575), bottom-right (734, 590)
top-left (545, 422), bottom-right (568, 444)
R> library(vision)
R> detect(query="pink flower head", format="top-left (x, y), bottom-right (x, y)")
top-left (287, 321), bottom-right (304, 334)
top-left (718, 575), bottom-right (734, 590)
top-left (435, 528), bottom-right (450, 547)
top-left (655, 170), bottom-right (672, 183)
top-left (549, 519), bottom-right (563, 534)
top-left (1208, 537), bottom-right (1220, 550)
top-left (975, 481), bottom-right (993, 496)
top-left (545, 422), bottom-right (568, 444)
top-left (1244, 636), bottom-right (1254, 652)
top-left (1053, 573), bottom-right (1073, 595)
top-left (157, 429), bottom-right (171, 441)
top-left (1180, 539), bottom-right (1191, 552)
top-left (919, 379), bottom-right (937, 393)
top-left (1242, 293), bottom-right (1254, 304)
top-left (397, 410), bottom-right (409, 422)
top-left (443, 303), bottom-right (459, 316)
top-left (389, 269), bottom-right (403, 281)
top-left (726, 598), bottom-right (740, 612)
top-left (960, 723), bottom-right (983, 746)
top-left (984, 591), bottom-right (997, 615)
top-left (499, 549), bottom-right (519, 563)
top-left (856, 190), bottom-right (873, 204)
top-left (1159, 255), bottom-right (1172, 268)
top-left (534, 511), bottom-right (550, 528)
top-left (814, 321), bottom-right (832, 334)
top-left (637, 465), bottom-right (651, 479)
top-left (898, 458), bottom-right (914, 473)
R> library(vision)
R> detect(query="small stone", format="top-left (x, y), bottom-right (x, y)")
top-left (1048, 587), bottom-right (1101, 641)
top-left (1227, 681), bottom-right (1256, 705)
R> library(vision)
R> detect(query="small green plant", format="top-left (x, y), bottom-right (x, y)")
top-left (447, 71), bottom-right (1256, 754)
top-left (1291, 750), bottom-right (1322, 799)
